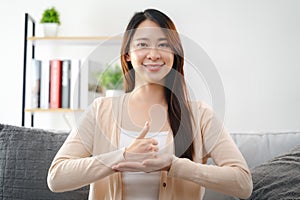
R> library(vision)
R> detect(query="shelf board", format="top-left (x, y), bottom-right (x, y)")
top-left (27, 36), bottom-right (122, 46)
top-left (25, 108), bottom-right (84, 113)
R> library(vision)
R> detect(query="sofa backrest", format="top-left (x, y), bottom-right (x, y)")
top-left (0, 124), bottom-right (89, 200)
top-left (1, 123), bottom-right (299, 200)
top-left (230, 131), bottom-right (300, 168)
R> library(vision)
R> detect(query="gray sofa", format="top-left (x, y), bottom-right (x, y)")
top-left (204, 131), bottom-right (300, 200)
top-left (0, 123), bottom-right (299, 200)
top-left (0, 124), bottom-right (89, 199)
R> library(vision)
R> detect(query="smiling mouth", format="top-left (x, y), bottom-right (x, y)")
top-left (143, 63), bottom-right (164, 70)
top-left (143, 64), bottom-right (163, 72)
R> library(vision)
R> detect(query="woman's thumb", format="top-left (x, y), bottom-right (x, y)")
top-left (137, 121), bottom-right (150, 139)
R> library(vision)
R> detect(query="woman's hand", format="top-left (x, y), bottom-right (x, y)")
top-left (124, 121), bottom-right (159, 162)
top-left (113, 121), bottom-right (173, 172)
top-left (112, 153), bottom-right (174, 173)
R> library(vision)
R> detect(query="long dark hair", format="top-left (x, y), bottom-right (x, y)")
top-left (120, 9), bottom-right (195, 160)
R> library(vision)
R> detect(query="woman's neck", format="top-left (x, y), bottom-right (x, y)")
top-left (131, 83), bottom-right (166, 105)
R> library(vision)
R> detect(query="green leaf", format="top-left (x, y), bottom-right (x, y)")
top-left (99, 63), bottom-right (124, 90)
top-left (40, 6), bottom-right (61, 25)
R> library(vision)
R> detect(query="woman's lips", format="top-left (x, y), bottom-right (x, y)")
top-left (143, 64), bottom-right (164, 72)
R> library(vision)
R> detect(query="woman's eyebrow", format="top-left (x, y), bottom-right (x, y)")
top-left (157, 38), bottom-right (168, 42)
top-left (133, 37), bottom-right (168, 42)
top-left (133, 38), bottom-right (150, 41)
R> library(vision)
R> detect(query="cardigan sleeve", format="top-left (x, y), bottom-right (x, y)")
top-left (168, 102), bottom-right (253, 199)
top-left (47, 98), bottom-right (125, 192)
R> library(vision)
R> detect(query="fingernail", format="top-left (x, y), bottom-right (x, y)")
top-left (145, 121), bottom-right (149, 126)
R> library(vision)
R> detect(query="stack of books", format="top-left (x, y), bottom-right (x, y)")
top-left (25, 58), bottom-right (81, 110)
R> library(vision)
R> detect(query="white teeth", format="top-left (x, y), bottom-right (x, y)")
top-left (144, 65), bottom-right (162, 68)
top-left (142, 64), bottom-right (163, 71)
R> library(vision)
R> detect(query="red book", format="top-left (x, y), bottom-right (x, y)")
top-left (50, 59), bottom-right (62, 108)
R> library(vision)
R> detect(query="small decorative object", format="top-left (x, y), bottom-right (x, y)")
top-left (40, 7), bottom-right (61, 37)
top-left (99, 63), bottom-right (124, 97)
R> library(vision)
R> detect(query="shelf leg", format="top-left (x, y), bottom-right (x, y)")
top-left (31, 113), bottom-right (34, 127)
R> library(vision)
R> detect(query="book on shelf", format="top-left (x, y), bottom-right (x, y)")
top-left (49, 59), bottom-right (62, 109)
top-left (40, 59), bottom-right (50, 109)
top-left (25, 59), bottom-right (41, 109)
top-left (70, 59), bottom-right (81, 109)
top-left (80, 60), bottom-right (89, 109)
top-left (61, 60), bottom-right (71, 108)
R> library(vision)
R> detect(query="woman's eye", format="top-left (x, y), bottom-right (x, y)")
top-left (158, 43), bottom-right (170, 48)
top-left (136, 42), bottom-right (148, 48)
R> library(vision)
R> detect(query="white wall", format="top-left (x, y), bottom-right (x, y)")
top-left (0, 0), bottom-right (299, 132)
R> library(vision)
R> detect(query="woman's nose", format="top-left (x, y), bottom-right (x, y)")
top-left (146, 47), bottom-right (161, 60)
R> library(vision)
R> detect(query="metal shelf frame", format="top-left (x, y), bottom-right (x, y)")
top-left (22, 13), bottom-right (35, 127)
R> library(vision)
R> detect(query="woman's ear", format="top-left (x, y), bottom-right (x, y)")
top-left (125, 54), bottom-right (131, 62)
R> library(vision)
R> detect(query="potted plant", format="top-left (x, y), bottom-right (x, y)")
top-left (99, 63), bottom-right (124, 97)
top-left (40, 7), bottom-right (61, 37)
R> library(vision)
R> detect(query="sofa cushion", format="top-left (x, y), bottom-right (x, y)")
top-left (0, 124), bottom-right (89, 200)
top-left (247, 145), bottom-right (300, 200)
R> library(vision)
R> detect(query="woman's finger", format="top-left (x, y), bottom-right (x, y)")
top-left (151, 138), bottom-right (158, 145)
top-left (136, 121), bottom-right (150, 139)
top-left (147, 145), bottom-right (159, 152)
top-left (112, 161), bottom-right (145, 172)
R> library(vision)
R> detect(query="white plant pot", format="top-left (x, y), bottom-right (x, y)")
top-left (105, 90), bottom-right (124, 97)
top-left (42, 23), bottom-right (59, 37)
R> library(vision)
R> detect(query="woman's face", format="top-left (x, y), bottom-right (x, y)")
top-left (126, 19), bottom-right (174, 85)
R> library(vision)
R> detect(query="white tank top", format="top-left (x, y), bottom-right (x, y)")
top-left (119, 128), bottom-right (169, 200)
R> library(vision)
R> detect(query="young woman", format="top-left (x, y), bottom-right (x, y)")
top-left (47, 9), bottom-right (252, 200)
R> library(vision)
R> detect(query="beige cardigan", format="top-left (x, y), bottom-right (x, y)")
top-left (47, 94), bottom-right (253, 200)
